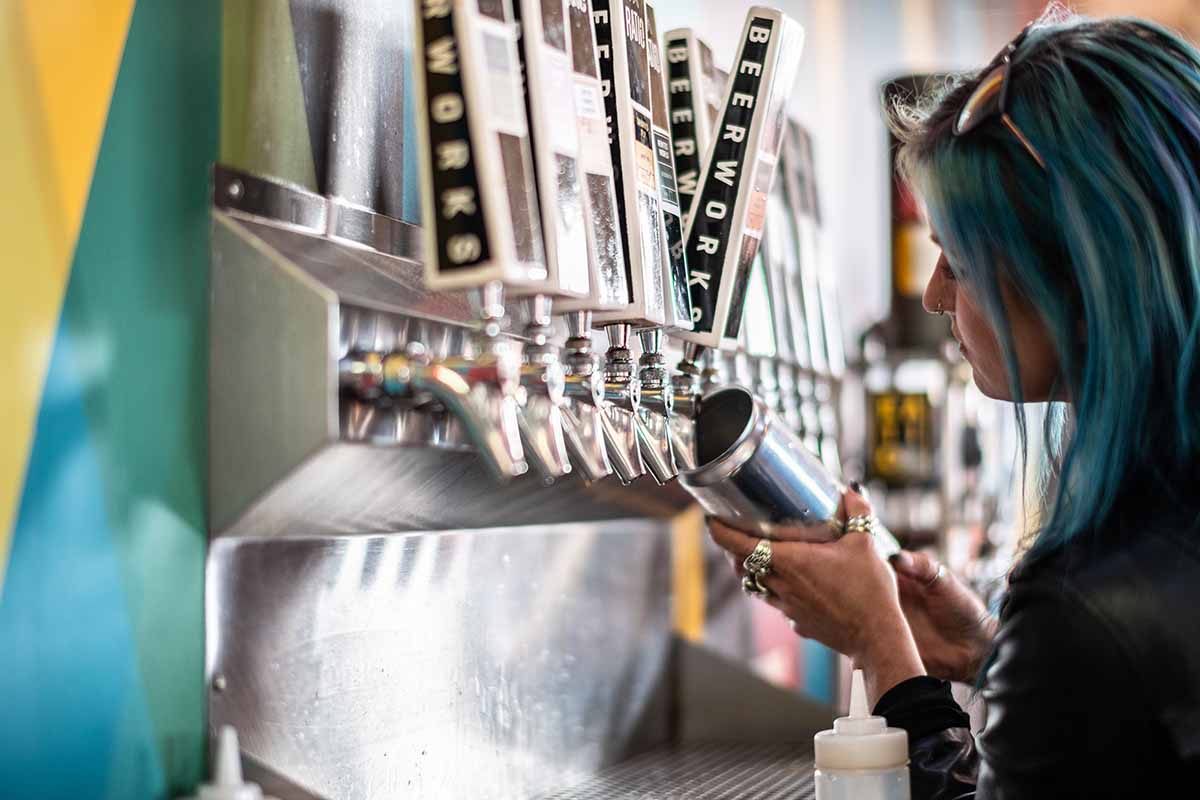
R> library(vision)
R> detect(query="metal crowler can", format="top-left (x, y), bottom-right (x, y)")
top-left (680, 386), bottom-right (900, 557)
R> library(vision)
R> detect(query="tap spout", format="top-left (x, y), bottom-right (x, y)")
top-left (377, 340), bottom-right (528, 480)
top-left (516, 295), bottom-right (572, 484)
top-left (669, 351), bottom-right (703, 472)
top-left (635, 329), bottom-right (678, 484)
top-left (342, 287), bottom-right (530, 480)
top-left (601, 323), bottom-right (646, 485)
top-left (560, 311), bottom-right (614, 483)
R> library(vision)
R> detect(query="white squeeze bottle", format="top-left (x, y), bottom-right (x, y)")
top-left (813, 670), bottom-right (911, 800)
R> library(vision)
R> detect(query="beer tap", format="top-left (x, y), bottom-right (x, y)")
top-left (742, 249), bottom-right (780, 411)
top-left (339, 285), bottom-right (528, 480)
top-left (801, 127), bottom-right (847, 472)
top-left (597, 321), bottom-right (650, 483)
top-left (763, 149), bottom-right (810, 435)
top-left (662, 28), bottom-right (724, 466)
top-left (515, 295), bottom-right (573, 483)
top-left (787, 120), bottom-right (841, 465)
top-left (560, 309), bottom-right (618, 482)
top-left (406, 0), bottom-right (571, 480)
top-left (556, 0), bottom-right (681, 485)
top-left (669, 8), bottom-right (806, 450)
top-left (624, 0), bottom-right (696, 483)
top-left (506, 0), bottom-right (624, 484)
top-left (634, 327), bottom-right (678, 478)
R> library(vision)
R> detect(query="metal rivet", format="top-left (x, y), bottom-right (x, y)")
top-left (213, 674), bottom-right (228, 692)
top-left (227, 179), bottom-right (243, 200)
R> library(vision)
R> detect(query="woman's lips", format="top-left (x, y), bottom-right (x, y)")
top-left (950, 324), bottom-right (968, 357)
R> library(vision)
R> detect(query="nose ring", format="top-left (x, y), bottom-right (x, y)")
top-left (936, 300), bottom-right (945, 316)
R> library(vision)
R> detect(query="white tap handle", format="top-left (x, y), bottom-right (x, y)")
top-left (673, 8), bottom-right (805, 351)
top-left (413, 0), bottom-right (548, 293)
top-left (578, 0), bottom-right (668, 330)
top-left (644, 1), bottom-right (693, 333)
top-left (512, 0), bottom-right (594, 301)
top-left (662, 29), bottom-right (727, 228)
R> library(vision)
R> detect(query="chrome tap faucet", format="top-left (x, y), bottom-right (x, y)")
top-left (516, 295), bottom-right (573, 483)
top-left (560, 311), bottom-right (615, 483)
top-left (600, 323), bottom-right (646, 485)
top-left (339, 284), bottom-right (529, 480)
top-left (635, 329), bottom-right (678, 484)
top-left (666, 342), bottom-right (702, 472)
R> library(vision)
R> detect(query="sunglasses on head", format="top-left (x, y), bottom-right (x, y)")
top-left (953, 24), bottom-right (1047, 170)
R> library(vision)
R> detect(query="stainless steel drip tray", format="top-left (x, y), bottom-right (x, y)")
top-left (540, 743), bottom-right (815, 800)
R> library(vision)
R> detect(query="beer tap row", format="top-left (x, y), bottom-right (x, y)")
top-left (338, 0), bottom-right (846, 490)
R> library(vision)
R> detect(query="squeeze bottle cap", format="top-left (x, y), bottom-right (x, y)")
top-left (813, 670), bottom-right (909, 770)
top-left (194, 726), bottom-right (267, 800)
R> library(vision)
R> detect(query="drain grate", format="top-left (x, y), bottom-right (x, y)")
top-left (540, 743), bottom-right (816, 800)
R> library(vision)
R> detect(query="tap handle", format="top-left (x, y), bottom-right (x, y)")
top-left (797, 127), bottom-right (846, 377)
top-left (741, 247), bottom-right (778, 360)
top-left (671, 8), bottom-right (805, 352)
top-left (413, 0), bottom-right (548, 294)
top-left (644, 2), bottom-right (693, 333)
top-left (662, 29), bottom-right (726, 230)
top-left (563, 0), bottom-right (665, 330)
top-left (784, 120), bottom-right (828, 375)
top-left (761, 185), bottom-right (800, 367)
top-left (510, 0), bottom-right (599, 302)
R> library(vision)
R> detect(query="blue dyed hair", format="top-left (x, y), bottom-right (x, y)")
top-left (891, 11), bottom-right (1200, 564)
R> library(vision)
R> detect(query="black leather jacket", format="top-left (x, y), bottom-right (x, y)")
top-left (875, 512), bottom-right (1200, 798)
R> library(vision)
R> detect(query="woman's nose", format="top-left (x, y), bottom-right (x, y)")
top-left (923, 258), bottom-right (951, 315)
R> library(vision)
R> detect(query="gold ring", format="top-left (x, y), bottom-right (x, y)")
top-left (845, 514), bottom-right (876, 534)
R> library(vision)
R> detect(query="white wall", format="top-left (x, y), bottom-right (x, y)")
top-left (651, 0), bottom-right (1027, 353)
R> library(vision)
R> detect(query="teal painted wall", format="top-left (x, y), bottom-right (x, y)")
top-left (0, 1), bottom-right (219, 796)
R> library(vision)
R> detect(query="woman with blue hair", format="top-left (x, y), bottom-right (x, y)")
top-left (710, 10), bottom-right (1200, 798)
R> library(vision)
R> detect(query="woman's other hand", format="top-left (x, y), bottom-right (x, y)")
top-left (892, 550), bottom-right (998, 684)
top-left (708, 491), bottom-right (926, 705)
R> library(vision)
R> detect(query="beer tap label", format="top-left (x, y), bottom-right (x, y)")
top-left (415, 0), bottom-right (492, 272)
top-left (562, 0), bottom-right (631, 309)
top-left (413, 0), bottom-right (548, 290)
top-left (585, 0), bottom-right (667, 328)
top-left (675, 9), bottom-right (804, 349)
top-left (662, 30), bottom-right (723, 227)
top-left (645, 3), bottom-right (693, 331)
top-left (514, 0), bottom-right (593, 298)
top-left (588, 0), bottom-right (634, 297)
top-left (664, 32), bottom-right (700, 219)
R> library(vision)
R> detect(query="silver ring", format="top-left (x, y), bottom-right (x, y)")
top-left (925, 563), bottom-right (946, 588)
top-left (742, 574), bottom-right (771, 598)
top-left (828, 517), bottom-right (846, 536)
top-left (742, 540), bottom-right (773, 578)
top-left (845, 514), bottom-right (876, 534)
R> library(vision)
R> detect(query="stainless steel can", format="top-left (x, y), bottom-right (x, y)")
top-left (679, 386), bottom-right (900, 557)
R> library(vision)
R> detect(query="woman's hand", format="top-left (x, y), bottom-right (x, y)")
top-left (708, 491), bottom-right (926, 706)
top-left (892, 550), bottom-right (998, 684)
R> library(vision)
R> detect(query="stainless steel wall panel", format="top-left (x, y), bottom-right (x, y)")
top-left (207, 521), bottom-right (675, 799)
top-left (210, 215), bottom-right (339, 534)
